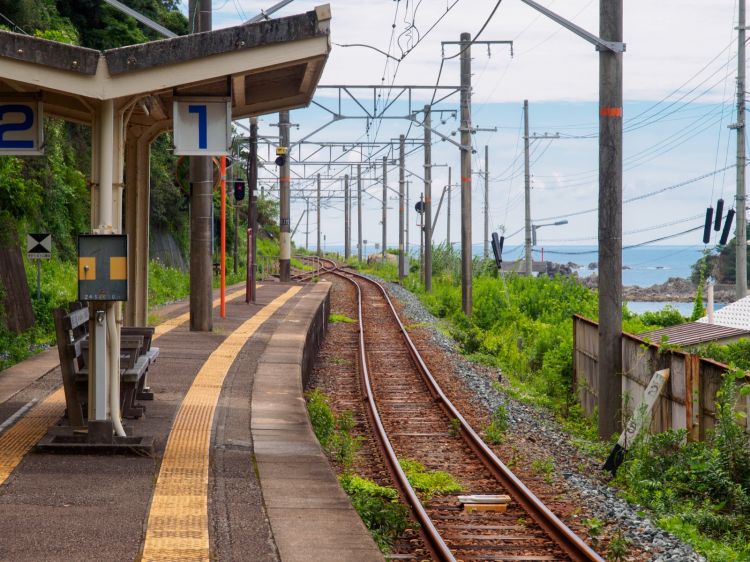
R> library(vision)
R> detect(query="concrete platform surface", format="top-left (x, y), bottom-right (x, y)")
top-left (0, 280), bottom-right (383, 561)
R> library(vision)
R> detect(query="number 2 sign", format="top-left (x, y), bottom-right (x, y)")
top-left (0, 99), bottom-right (43, 155)
top-left (173, 97), bottom-right (231, 156)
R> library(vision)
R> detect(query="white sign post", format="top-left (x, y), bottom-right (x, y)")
top-left (0, 99), bottom-right (44, 155)
top-left (173, 97), bottom-right (231, 156)
top-left (27, 233), bottom-right (51, 299)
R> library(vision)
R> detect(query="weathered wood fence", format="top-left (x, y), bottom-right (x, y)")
top-left (573, 315), bottom-right (750, 440)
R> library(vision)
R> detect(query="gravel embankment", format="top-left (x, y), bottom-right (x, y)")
top-left (380, 278), bottom-right (705, 562)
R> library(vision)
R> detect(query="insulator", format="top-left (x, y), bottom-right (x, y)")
top-left (703, 207), bottom-right (714, 244)
top-left (719, 208), bottom-right (735, 245)
top-left (714, 198), bottom-right (724, 231)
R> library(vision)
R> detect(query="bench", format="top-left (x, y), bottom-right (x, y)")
top-left (53, 304), bottom-right (159, 425)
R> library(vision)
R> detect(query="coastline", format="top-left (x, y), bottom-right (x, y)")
top-left (580, 274), bottom-right (735, 303)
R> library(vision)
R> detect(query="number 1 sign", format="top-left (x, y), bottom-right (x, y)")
top-left (173, 97), bottom-right (231, 156)
top-left (0, 99), bottom-right (44, 155)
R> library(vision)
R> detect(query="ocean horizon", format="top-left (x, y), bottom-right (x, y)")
top-left (320, 243), bottom-right (706, 288)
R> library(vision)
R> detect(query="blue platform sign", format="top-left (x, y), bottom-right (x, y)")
top-left (173, 97), bottom-right (231, 156)
top-left (0, 99), bottom-right (43, 155)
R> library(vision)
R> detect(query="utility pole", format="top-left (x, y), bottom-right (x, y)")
top-left (317, 173), bottom-right (321, 256)
top-left (247, 117), bottom-right (258, 303)
top-left (358, 163), bottom-right (363, 262)
top-left (736, 0), bottom-right (748, 298)
top-left (460, 33), bottom-right (473, 315)
top-left (419, 193), bottom-right (425, 283)
top-left (598, 0), bottom-right (624, 439)
top-left (382, 156), bottom-right (387, 260)
top-left (524, 100), bottom-right (532, 276)
top-left (484, 144), bottom-right (490, 259)
top-left (399, 134), bottom-right (405, 282)
top-left (344, 174), bottom-right (350, 260)
top-left (189, 0), bottom-right (212, 331)
top-left (305, 197), bottom-right (310, 251)
top-left (279, 110), bottom-right (291, 282)
top-left (424, 105), bottom-right (433, 292)
top-left (406, 181), bottom-right (411, 264)
top-left (447, 166), bottom-right (451, 248)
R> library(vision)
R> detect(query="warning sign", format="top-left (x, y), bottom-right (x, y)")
top-left (26, 233), bottom-right (51, 259)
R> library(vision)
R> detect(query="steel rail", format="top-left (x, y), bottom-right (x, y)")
top-left (330, 266), bottom-right (604, 562)
top-left (331, 268), bottom-right (454, 561)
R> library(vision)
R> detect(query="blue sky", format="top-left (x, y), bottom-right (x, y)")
top-left (177, 0), bottom-right (742, 250)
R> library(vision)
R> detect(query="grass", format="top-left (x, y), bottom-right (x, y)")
top-left (329, 313), bottom-right (356, 324)
top-left (338, 473), bottom-right (412, 553)
top-left (399, 458), bottom-right (462, 501)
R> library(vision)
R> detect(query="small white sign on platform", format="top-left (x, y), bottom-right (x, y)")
top-left (173, 97), bottom-right (231, 156)
top-left (0, 99), bottom-right (44, 155)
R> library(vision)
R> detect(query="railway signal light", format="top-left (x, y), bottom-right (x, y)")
top-left (234, 179), bottom-right (246, 201)
top-left (275, 146), bottom-right (287, 167)
top-left (491, 232), bottom-right (504, 270)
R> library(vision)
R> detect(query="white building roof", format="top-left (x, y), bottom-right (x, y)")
top-left (698, 295), bottom-right (750, 331)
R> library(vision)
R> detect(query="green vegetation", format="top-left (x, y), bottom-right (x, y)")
top-left (306, 389), bottom-right (411, 553)
top-left (692, 339), bottom-right (750, 371)
top-left (530, 457), bottom-right (556, 484)
top-left (328, 313), bottom-right (356, 324)
top-left (398, 458), bottom-right (462, 501)
top-left (304, 389), bottom-right (362, 470)
top-left (614, 372), bottom-right (750, 561)
top-left (606, 530), bottom-right (632, 562)
top-left (338, 473), bottom-right (412, 553)
top-left (483, 404), bottom-right (509, 444)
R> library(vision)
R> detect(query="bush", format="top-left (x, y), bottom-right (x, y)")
top-left (615, 372), bottom-right (750, 561)
top-left (339, 473), bottom-right (412, 553)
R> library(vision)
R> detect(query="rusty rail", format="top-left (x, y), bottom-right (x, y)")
top-left (330, 267), bottom-right (604, 562)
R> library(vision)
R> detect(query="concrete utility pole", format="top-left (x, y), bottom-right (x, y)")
top-left (406, 181), bottom-right (410, 261)
top-left (358, 164), bottom-right (363, 262)
top-left (305, 198), bottom-right (310, 251)
top-left (424, 105), bottom-right (433, 292)
top-left (460, 32), bottom-right (473, 316)
top-left (189, 0), bottom-right (212, 331)
top-left (399, 134), bottom-right (405, 282)
top-left (736, 0), bottom-right (748, 298)
top-left (484, 144), bottom-right (490, 259)
top-left (279, 110), bottom-right (291, 282)
top-left (344, 174), bottom-right (351, 260)
top-left (524, 100), bottom-right (532, 276)
top-left (382, 156), bottom-right (387, 260)
top-left (247, 118), bottom-right (258, 303)
top-left (447, 166), bottom-right (452, 248)
top-left (419, 193), bottom-right (425, 282)
top-left (598, 0), bottom-right (624, 439)
top-left (317, 173), bottom-right (321, 256)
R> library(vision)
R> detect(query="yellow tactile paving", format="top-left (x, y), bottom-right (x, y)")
top-left (154, 286), bottom-right (259, 337)
top-left (141, 286), bottom-right (301, 562)
top-left (0, 285), bottom-right (260, 487)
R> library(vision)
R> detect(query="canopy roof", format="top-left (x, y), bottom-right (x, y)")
top-left (0, 5), bottom-right (331, 124)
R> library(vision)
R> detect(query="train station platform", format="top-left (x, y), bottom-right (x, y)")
top-left (0, 281), bottom-right (382, 562)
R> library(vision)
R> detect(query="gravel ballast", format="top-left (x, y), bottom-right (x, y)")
top-left (380, 278), bottom-right (705, 562)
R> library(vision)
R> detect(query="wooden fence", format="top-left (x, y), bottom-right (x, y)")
top-left (573, 315), bottom-right (750, 441)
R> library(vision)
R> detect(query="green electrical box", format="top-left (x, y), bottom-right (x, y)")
top-left (77, 234), bottom-right (128, 301)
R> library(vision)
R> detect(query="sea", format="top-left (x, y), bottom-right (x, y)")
top-left (322, 243), bottom-right (715, 314)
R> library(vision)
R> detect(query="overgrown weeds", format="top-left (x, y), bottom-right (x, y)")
top-left (338, 473), bottom-right (413, 553)
top-left (614, 371), bottom-right (750, 561)
top-left (399, 458), bottom-right (462, 501)
top-left (305, 388), bottom-right (362, 470)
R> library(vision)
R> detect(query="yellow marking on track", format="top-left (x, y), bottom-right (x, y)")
top-left (0, 285), bottom-right (261, 488)
top-left (141, 286), bottom-right (300, 561)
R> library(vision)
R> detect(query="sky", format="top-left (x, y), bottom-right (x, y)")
top-left (177, 0), bottom-right (743, 255)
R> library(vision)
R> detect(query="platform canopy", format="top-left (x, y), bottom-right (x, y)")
top-left (0, 5), bottom-right (331, 328)
top-left (0, 5), bottom-right (331, 124)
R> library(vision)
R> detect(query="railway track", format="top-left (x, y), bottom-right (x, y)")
top-left (308, 257), bottom-right (603, 562)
